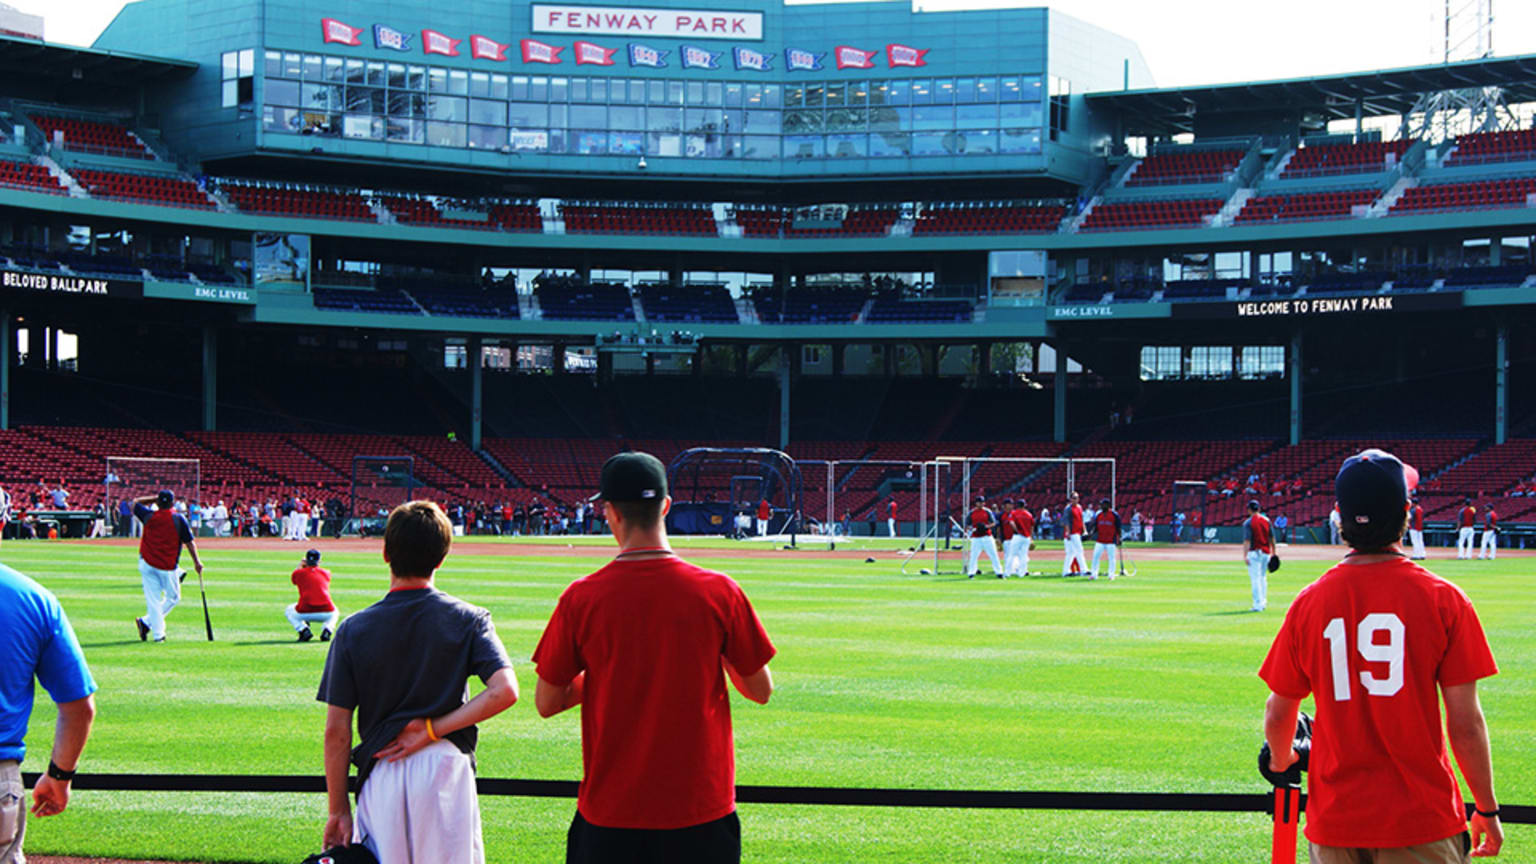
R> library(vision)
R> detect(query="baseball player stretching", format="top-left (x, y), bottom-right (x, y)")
top-left (287, 549), bottom-right (339, 642)
top-left (1087, 498), bottom-right (1121, 580)
top-left (1479, 505), bottom-right (1499, 560)
top-left (964, 496), bottom-right (1003, 579)
top-left (1456, 498), bottom-right (1477, 559)
top-left (1407, 496), bottom-right (1426, 560)
top-left (1060, 492), bottom-right (1088, 576)
top-left (132, 490), bottom-right (204, 643)
top-left (1004, 498), bottom-right (1034, 577)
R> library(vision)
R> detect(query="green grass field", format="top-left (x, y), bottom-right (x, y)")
top-left (7, 537), bottom-right (1533, 863)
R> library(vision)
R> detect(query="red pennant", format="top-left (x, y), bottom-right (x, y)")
top-left (573, 41), bottom-right (617, 66)
top-left (834, 45), bottom-right (876, 70)
top-left (321, 18), bottom-right (363, 46)
top-left (521, 39), bottom-right (565, 64)
top-left (886, 43), bottom-right (929, 68)
top-left (421, 29), bottom-right (462, 57)
top-left (470, 35), bottom-right (509, 61)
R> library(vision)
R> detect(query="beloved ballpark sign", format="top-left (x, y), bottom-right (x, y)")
top-left (2, 268), bottom-right (143, 300)
top-left (532, 4), bottom-right (764, 40)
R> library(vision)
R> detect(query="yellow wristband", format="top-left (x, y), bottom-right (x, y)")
top-left (425, 718), bottom-right (439, 742)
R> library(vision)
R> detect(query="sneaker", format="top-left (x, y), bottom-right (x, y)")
top-left (153, 636), bottom-right (165, 643)
top-left (135, 617), bottom-right (149, 642)
top-left (298, 627), bottom-right (314, 643)
top-left (320, 628), bottom-right (332, 642)
top-left (996, 573), bottom-right (1005, 579)
top-left (967, 573), bottom-right (975, 579)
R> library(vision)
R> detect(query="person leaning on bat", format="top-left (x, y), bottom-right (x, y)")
top-left (131, 490), bottom-right (204, 644)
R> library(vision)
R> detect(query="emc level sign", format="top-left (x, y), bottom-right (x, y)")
top-left (532, 4), bottom-right (764, 40)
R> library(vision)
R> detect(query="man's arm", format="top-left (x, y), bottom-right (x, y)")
top-left (322, 705), bottom-right (354, 848)
top-left (724, 657), bottom-right (773, 705)
top-left (1444, 681), bottom-right (1503, 857)
top-left (132, 494), bottom-right (158, 505)
top-left (1262, 692), bottom-right (1301, 774)
top-left (30, 694), bottom-right (95, 817)
top-left (183, 539), bottom-right (203, 575)
top-left (535, 672), bottom-right (585, 718)
top-left (374, 667), bottom-right (519, 762)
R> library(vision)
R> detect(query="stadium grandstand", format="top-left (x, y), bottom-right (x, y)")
top-left (0, 0), bottom-right (1533, 543)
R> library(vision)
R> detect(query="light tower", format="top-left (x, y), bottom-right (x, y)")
top-left (1404, 0), bottom-right (1516, 143)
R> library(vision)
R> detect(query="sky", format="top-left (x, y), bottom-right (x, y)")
top-left (13, 0), bottom-right (1536, 89)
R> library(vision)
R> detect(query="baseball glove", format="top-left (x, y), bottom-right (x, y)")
top-left (1028, 540), bottom-right (1037, 551)
top-left (1258, 712), bottom-right (1312, 787)
top-left (301, 845), bottom-right (379, 864)
top-left (1267, 552), bottom-right (1282, 573)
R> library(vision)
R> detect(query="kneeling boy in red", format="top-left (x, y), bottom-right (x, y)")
top-left (286, 548), bottom-right (339, 642)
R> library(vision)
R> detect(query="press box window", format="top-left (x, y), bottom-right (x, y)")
top-left (223, 49), bottom-right (254, 108)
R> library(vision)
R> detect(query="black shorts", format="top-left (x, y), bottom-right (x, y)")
top-left (566, 810), bottom-right (740, 864)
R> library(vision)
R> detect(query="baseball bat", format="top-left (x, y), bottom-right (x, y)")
top-left (1271, 785), bottom-right (1300, 864)
top-left (195, 568), bottom-right (214, 641)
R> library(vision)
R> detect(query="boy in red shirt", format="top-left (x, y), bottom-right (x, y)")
top-left (534, 452), bottom-right (775, 863)
top-left (286, 548), bottom-right (339, 642)
top-left (1260, 449), bottom-right (1503, 862)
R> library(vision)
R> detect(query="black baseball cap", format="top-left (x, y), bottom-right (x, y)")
top-left (157, 489), bottom-right (174, 507)
top-left (304, 549), bottom-right (322, 565)
top-left (592, 452), bottom-right (668, 503)
top-left (1335, 449), bottom-right (1417, 528)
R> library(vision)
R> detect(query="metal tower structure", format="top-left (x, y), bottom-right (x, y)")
top-left (1404, 0), bottom-right (1516, 143)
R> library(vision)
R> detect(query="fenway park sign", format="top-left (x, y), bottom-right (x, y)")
top-left (532, 4), bottom-right (763, 40)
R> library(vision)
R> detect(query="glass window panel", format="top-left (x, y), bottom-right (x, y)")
top-left (1000, 76), bottom-right (1023, 101)
top-left (647, 106), bottom-right (682, 131)
top-left (911, 131), bottom-right (948, 155)
top-left (912, 104), bottom-right (952, 130)
top-left (491, 75), bottom-right (510, 100)
top-left (869, 81), bottom-right (890, 105)
top-left (958, 129), bottom-right (996, 153)
top-left (448, 71), bottom-right (468, 95)
top-left (955, 103), bottom-right (998, 129)
top-left (648, 80), bottom-right (666, 103)
top-left (827, 133), bottom-right (866, 157)
top-left (508, 103), bottom-right (548, 128)
top-left (849, 82), bottom-right (868, 105)
top-left (805, 84), bottom-right (824, 107)
top-left (1000, 102), bottom-right (1044, 127)
top-left (550, 77), bottom-right (569, 102)
top-left (387, 63), bottom-right (406, 89)
top-left (266, 79), bottom-right (301, 106)
top-left (570, 105), bottom-right (606, 128)
top-left (345, 86), bottom-right (379, 112)
top-left (955, 78), bottom-right (976, 102)
top-left (575, 130), bottom-right (607, 154)
top-left (387, 117), bottom-right (423, 143)
top-left (1000, 127), bottom-right (1042, 153)
top-left (609, 105), bottom-right (644, 130)
top-left (386, 89), bottom-right (419, 118)
top-left (686, 107), bottom-right (724, 132)
top-left (782, 109), bottom-right (821, 134)
top-left (887, 79), bottom-right (910, 105)
top-left (303, 55), bottom-right (323, 80)
top-left (406, 65), bottom-right (425, 90)
top-left (326, 57), bottom-right (346, 82)
top-left (975, 77), bottom-right (997, 101)
top-left (263, 106), bottom-right (301, 132)
top-left (609, 78), bottom-right (628, 103)
top-left (469, 98), bottom-right (506, 126)
top-left (746, 84), bottom-right (763, 106)
top-left (686, 81), bottom-right (704, 105)
top-left (1025, 77), bottom-right (1044, 100)
top-left (783, 135), bottom-right (823, 158)
top-left (609, 131), bottom-right (645, 154)
top-left (590, 78), bottom-right (607, 102)
top-left (911, 79), bottom-right (933, 104)
top-left (546, 130), bottom-right (567, 153)
top-left (570, 78), bottom-right (588, 102)
top-left (428, 68), bottom-right (449, 92)
top-left (426, 121), bottom-right (465, 147)
top-left (741, 135), bottom-right (775, 159)
top-left (470, 72), bottom-right (491, 98)
top-left (630, 80), bottom-right (647, 103)
top-left (705, 82), bottom-right (723, 106)
top-left (761, 84), bottom-right (781, 108)
top-left (509, 128), bottom-right (548, 151)
top-left (721, 109), bottom-right (743, 132)
top-left (366, 62), bottom-right (385, 86)
top-left (668, 81), bottom-right (685, 105)
top-left (744, 110), bottom-right (779, 133)
top-left (935, 78), bottom-right (956, 103)
top-left (343, 114), bottom-right (385, 140)
top-left (647, 132), bottom-right (683, 156)
top-left (258, 51), bottom-right (277, 79)
top-left (549, 104), bottom-right (567, 128)
top-left (223, 80), bottom-right (239, 107)
top-left (468, 125), bottom-right (503, 149)
top-left (825, 108), bottom-right (865, 132)
top-left (784, 85), bottom-right (803, 107)
top-left (345, 59), bottom-right (365, 84)
top-left (869, 105), bottom-right (908, 132)
top-left (869, 132), bottom-right (910, 157)
top-left (426, 94), bottom-right (466, 121)
top-left (283, 53), bottom-right (302, 78)
top-left (685, 133), bottom-right (718, 158)
top-left (302, 83), bottom-right (335, 111)
top-left (824, 83), bottom-right (846, 106)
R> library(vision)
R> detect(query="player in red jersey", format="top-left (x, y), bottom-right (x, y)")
top-left (886, 497), bottom-right (898, 538)
top-left (1087, 498), bottom-right (1121, 581)
top-left (132, 490), bottom-right (204, 643)
top-left (286, 548), bottom-right (338, 642)
top-left (1242, 500), bottom-right (1274, 611)
top-left (1478, 505), bottom-right (1499, 560)
top-left (964, 496), bottom-right (1003, 579)
top-left (1004, 497), bottom-right (1034, 577)
top-left (1260, 449), bottom-right (1503, 862)
top-left (1456, 498), bottom-right (1477, 559)
top-left (755, 498), bottom-right (771, 537)
top-left (1060, 492), bottom-right (1087, 577)
top-left (1407, 494), bottom-right (1427, 560)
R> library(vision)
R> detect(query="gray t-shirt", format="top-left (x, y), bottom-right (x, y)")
top-left (317, 587), bottom-right (512, 789)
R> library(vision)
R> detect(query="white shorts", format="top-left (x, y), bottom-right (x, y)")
top-left (355, 739), bottom-right (483, 864)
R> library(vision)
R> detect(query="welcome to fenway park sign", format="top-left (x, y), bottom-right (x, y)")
top-left (1, 268), bottom-right (142, 300)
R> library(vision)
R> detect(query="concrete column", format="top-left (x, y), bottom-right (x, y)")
top-left (778, 347), bottom-right (791, 450)
top-left (734, 344), bottom-right (748, 377)
top-left (552, 342), bottom-right (566, 374)
top-left (978, 342), bottom-right (992, 377)
top-left (1289, 331), bottom-right (1304, 445)
top-left (883, 344), bottom-right (896, 378)
top-left (201, 326), bottom-right (218, 432)
top-left (0, 311), bottom-right (9, 431)
top-left (831, 343), bottom-right (844, 377)
top-left (1492, 322), bottom-right (1505, 442)
top-left (469, 335), bottom-right (483, 451)
top-left (1053, 343), bottom-right (1067, 443)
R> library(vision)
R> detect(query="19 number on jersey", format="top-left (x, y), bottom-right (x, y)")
top-left (1322, 613), bottom-right (1405, 701)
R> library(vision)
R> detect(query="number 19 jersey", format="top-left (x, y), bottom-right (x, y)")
top-left (1259, 558), bottom-right (1497, 848)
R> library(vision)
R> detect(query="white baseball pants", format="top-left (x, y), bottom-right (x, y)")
top-left (285, 604), bottom-right (338, 634)
top-left (966, 535), bottom-right (1002, 576)
top-left (1143, 526), bottom-right (1153, 543)
top-left (1479, 530), bottom-right (1497, 559)
top-left (354, 739), bottom-right (484, 864)
top-left (1247, 550), bottom-right (1271, 611)
top-left (887, 517), bottom-right (896, 538)
top-left (1090, 542), bottom-right (1118, 579)
top-left (1457, 527), bottom-right (1475, 558)
top-left (138, 557), bottom-right (183, 640)
top-left (1061, 533), bottom-right (1087, 575)
top-left (1004, 536), bottom-right (1030, 576)
top-left (1408, 528), bottom-right (1426, 559)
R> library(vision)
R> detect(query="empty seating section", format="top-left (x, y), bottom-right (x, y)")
top-left (312, 287), bottom-right (420, 315)
top-left (639, 283), bottom-right (738, 323)
top-left (1162, 278), bottom-right (1247, 300)
top-left (222, 183), bottom-right (375, 220)
top-left (1304, 272), bottom-right (1391, 294)
top-left (0, 159), bottom-right (65, 194)
top-left (380, 196), bottom-right (495, 229)
top-left (865, 297), bottom-right (972, 323)
top-left (411, 286), bottom-right (519, 319)
top-left (30, 115), bottom-right (150, 157)
top-left (912, 204), bottom-right (1065, 234)
top-left (70, 169), bottom-right (214, 208)
top-left (1390, 178), bottom-right (1536, 215)
top-left (754, 288), bottom-right (865, 324)
top-left (786, 206), bottom-right (899, 237)
top-left (1282, 139), bottom-right (1410, 177)
top-left (1081, 199), bottom-right (1221, 231)
top-left (561, 204), bottom-right (716, 235)
top-left (488, 203), bottom-right (542, 231)
top-left (536, 279), bottom-right (634, 321)
top-left (734, 208), bottom-right (785, 237)
top-left (1446, 129), bottom-right (1536, 165)
top-left (1235, 189), bottom-right (1378, 223)
top-left (1126, 149), bottom-right (1244, 186)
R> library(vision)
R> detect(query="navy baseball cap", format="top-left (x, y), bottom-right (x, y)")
top-left (1335, 449), bottom-right (1417, 528)
top-left (592, 452), bottom-right (667, 503)
top-left (304, 549), bottom-right (322, 565)
top-left (157, 489), bottom-right (174, 507)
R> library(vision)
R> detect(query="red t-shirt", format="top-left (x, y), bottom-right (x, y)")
top-left (1411, 505), bottom-right (1424, 532)
top-left (1460, 506), bottom-right (1476, 528)
top-left (887, 501), bottom-right (896, 518)
top-left (291, 565), bottom-right (335, 613)
top-left (1012, 509), bottom-right (1034, 538)
top-left (1246, 514), bottom-right (1274, 554)
top-left (1094, 510), bottom-right (1120, 544)
top-left (756, 500), bottom-right (770, 521)
top-left (999, 509), bottom-right (1015, 540)
top-left (1485, 510), bottom-right (1497, 530)
top-left (1067, 504), bottom-right (1085, 536)
top-left (968, 507), bottom-right (992, 538)
top-left (532, 556), bottom-right (776, 830)
top-left (1259, 558), bottom-right (1497, 848)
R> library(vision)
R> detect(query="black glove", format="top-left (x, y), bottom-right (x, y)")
top-left (1267, 552), bottom-right (1282, 574)
top-left (1258, 711), bottom-right (1312, 787)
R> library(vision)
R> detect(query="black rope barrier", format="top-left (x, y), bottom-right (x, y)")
top-left (19, 774), bottom-right (1533, 823)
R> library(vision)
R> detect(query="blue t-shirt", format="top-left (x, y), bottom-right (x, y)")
top-left (0, 563), bottom-right (97, 762)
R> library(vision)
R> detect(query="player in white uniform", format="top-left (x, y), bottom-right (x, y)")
top-left (1478, 506), bottom-right (1498, 560)
top-left (1406, 496), bottom-right (1426, 560)
top-left (0, 481), bottom-right (10, 546)
top-left (1003, 498), bottom-right (1035, 578)
top-left (1455, 498), bottom-right (1477, 559)
top-left (964, 497), bottom-right (1003, 579)
top-left (1060, 492), bottom-right (1088, 577)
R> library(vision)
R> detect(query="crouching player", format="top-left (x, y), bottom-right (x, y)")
top-left (286, 549), bottom-right (338, 643)
top-left (317, 501), bottom-right (518, 863)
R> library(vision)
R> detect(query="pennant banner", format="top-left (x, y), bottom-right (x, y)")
top-left (373, 24), bottom-right (411, 51)
top-left (834, 45), bottom-right (876, 70)
top-left (680, 45), bottom-right (721, 69)
top-left (521, 38), bottom-right (565, 64)
top-left (733, 46), bottom-right (773, 71)
top-left (470, 34), bottom-right (510, 61)
top-left (628, 42), bottom-right (669, 68)
top-left (886, 43), bottom-right (928, 67)
top-left (573, 40), bottom-right (617, 65)
top-left (421, 29), bottom-right (462, 56)
top-left (784, 47), bottom-right (824, 72)
top-left (321, 18), bottom-right (363, 46)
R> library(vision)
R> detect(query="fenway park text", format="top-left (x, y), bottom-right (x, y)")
top-left (1236, 296), bottom-right (1395, 317)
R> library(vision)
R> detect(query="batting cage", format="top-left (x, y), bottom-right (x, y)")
top-left (667, 447), bottom-right (802, 543)
top-left (350, 455), bottom-right (417, 534)
top-left (796, 459), bottom-right (925, 538)
top-left (106, 456), bottom-right (201, 517)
